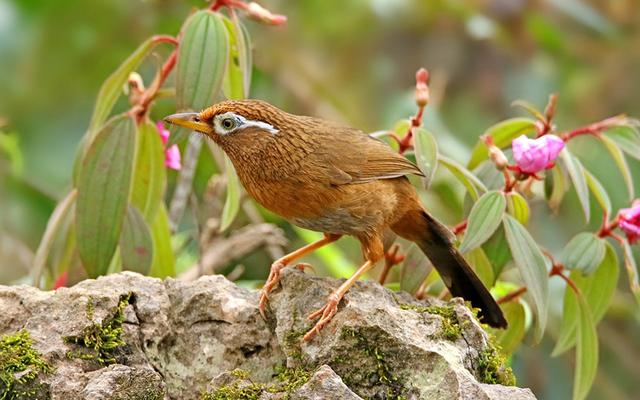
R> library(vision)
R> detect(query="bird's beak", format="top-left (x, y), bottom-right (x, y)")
top-left (163, 112), bottom-right (212, 134)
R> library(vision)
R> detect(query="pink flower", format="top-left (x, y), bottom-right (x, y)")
top-left (618, 200), bottom-right (640, 244)
top-left (246, 2), bottom-right (287, 25)
top-left (512, 134), bottom-right (565, 174)
top-left (156, 122), bottom-right (181, 170)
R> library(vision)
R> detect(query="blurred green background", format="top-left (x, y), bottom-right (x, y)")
top-left (1, 0), bottom-right (639, 399)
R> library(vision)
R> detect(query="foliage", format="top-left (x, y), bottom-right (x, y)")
top-left (4, 1), bottom-right (638, 399)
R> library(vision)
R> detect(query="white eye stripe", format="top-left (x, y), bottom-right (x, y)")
top-left (213, 112), bottom-right (279, 135)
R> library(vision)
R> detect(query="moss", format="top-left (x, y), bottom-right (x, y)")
top-left (63, 293), bottom-right (131, 365)
top-left (477, 339), bottom-right (516, 386)
top-left (0, 330), bottom-right (52, 400)
top-left (201, 365), bottom-right (311, 400)
top-left (338, 327), bottom-right (406, 400)
top-left (399, 304), bottom-right (463, 340)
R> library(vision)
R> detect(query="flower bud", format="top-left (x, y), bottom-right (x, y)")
top-left (156, 121), bottom-right (182, 170)
top-left (618, 200), bottom-right (640, 244)
top-left (415, 68), bottom-right (429, 108)
top-left (246, 2), bottom-right (287, 26)
top-left (488, 146), bottom-right (509, 170)
top-left (511, 134), bottom-right (564, 174)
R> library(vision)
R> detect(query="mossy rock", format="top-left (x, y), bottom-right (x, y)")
top-left (0, 330), bottom-right (52, 400)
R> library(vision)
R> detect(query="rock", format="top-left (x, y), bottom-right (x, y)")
top-left (0, 270), bottom-right (537, 400)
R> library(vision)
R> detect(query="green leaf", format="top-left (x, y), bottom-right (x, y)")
top-left (465, 247), bottom-right (494, 287)
top-left (490, 301), bottom-right (525, 355)
top-left (599, 134), bottom-right (634, 201)
top-left (553, 242), bottom-right (618, 356)
top-left (88, 38), bottom-right (158, 134)
top-left (483, 227), bottom-right (512, 279)
top-left (506, 192), bottom-right (530, 225)
top-left (604, 125), bottom-right (640, 160)
top-left (583, 170), bottom-right (611, 216)
top-left (547, 163), bottom-right (567, 212)
top-left (399, 244), bottom-right (431, 295)
top-left (560, 149), bottom-right (590, 222)
top-left (561, 233), bottom-right (606, 274)
top-left (503, 214), bottom-right (549, 343)
top-left (573, 291), bottom-right (598, 400)
top-left (120, 205), bottom-right (153, 275)
top-left (176, 10), bottom-right (229, 110)
top-left (621, 240), bottom-right (640, 305)
top-left (222, 14), bottom-right (252, 99)
top-left (438, 155), bottom-right (487, 201)
top-left (468, 118), bottom-right (537, 169)
top-left (413, 128), bottom-right (438, 188)
top-left (76, 115), bottom-right (136, 278)
top-left (149, 204), bottom-right (176, 278)
top-left (459, 191), bottom-right (506, 253)
top-left (219, 155), bottom-right (241, 232)
top-left (33, 189), bottom-right (77, 288)
top-left (131, 120), bottom-right (166, 221)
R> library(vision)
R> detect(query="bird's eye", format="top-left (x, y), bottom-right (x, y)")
top-left (221, 118), bottom-right (236, 130)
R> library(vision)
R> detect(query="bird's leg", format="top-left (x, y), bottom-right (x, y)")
top-left (303, 259), bottom-right (375, 341)
top-left (259, 233), bottom-right (341, 317)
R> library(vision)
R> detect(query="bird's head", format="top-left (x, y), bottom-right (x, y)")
top-left (163, 100), bottom-right (286, 150)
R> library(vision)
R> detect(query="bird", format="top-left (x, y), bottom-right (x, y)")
top-left (164, 99), bottom-right (507, 341)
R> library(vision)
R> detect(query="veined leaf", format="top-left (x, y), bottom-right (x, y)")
top-left (438, 155), bottom-right (487, 201)
top-left (560, 149), bottom-right (590, 222)
top-left (490, 301), bottom-right (525, 355)
top-left (120, 205), bottom-right (153, 275)
top-left (604, 125), bottom-right (640, 161)
top-left (465, 247), bottom-right (494, 287)
top-left (503, 214), bottom-right (549, 343)
top-left (583, 170), bottom-right (611, 216)
top-left (553, 242), bottom-right (618, 356)
top-left (459, 191), bottom-right (506, 253)
top-left (483, 227), bottom-right (512, 279)
top-left (222, 14), bottom-right (252, 99)
top-left (561, 233), bottom-right (606, 274)
top-left (149, 204), bottom-right (176, 278)
top-left (468, 118), bottom-right (537, 169)
top-left (413, 128), bottom-right (438, 188)
top-left (132, 120), bottom-right (166, 221)
top-left (573, 291), bottom-right (598, 400)
top-left (599, 134), bottom-right (634, 201)
top-left (176, 10), bottom-right (229, 110)
top-left (76, 115), bottom-right (136, 278)
top-left (621, 240), bottom-right (640, 305)
top-left (399, 243), bottom-right (432, 295)
top-left (33, 189), bottom-right (77, 288)
top-left (89, 38), bottom-right (159, 134)
top-left (506, 192), bottom-right (530, 225)
top-left (219, 155), bottom-right (241, 232)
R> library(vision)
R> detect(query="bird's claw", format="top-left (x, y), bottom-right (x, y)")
top-left (303, 294), bottom-right (340, 341)
top-left (258, 261), bottom-right (286, 319)
top-left (294, 262), bottom-right (315, 273)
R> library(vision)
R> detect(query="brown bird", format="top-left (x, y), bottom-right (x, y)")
top-left (164, 100), bottom-right (507, 340)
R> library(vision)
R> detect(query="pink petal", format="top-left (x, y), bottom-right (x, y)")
top-left (512, 134), bottom-right (565, 173)
top-left (541, 135), bottom-right (565, 161)
top-left (165, 144), bottom-right (181, 170)
top-left (156, 121), bottom-right (170, 145)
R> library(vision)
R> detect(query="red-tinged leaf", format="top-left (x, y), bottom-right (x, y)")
top-left (176, 10), bottom-right (229, 111)
top-left (459, 191), bottom-right (506, 253)
top-left (468, 118), bottom-right (537, 169)
top-left (33, 189), bottom-right (77, 288)
top-left (503, 214), bottom-right (549, 343)
top-left (131, 120), bottom-right (166, 221)
top-left (120, 205), bottom-right (153, 275)
top-left (76, 115), bottom-right (136, 278)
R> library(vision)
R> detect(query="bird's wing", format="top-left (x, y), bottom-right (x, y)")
top-left (307, 120), bottom-right (423, 185)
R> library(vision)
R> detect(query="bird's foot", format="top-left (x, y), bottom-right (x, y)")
top-left (294, 262), bottom-right (315, 273)
top-left (303, 293), bottom-right (341, 341)
top-left (258, 260), bottom-right (287, 318)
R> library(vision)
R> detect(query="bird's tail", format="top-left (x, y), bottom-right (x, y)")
top-left (392, 210), bottom-right (507, 328)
